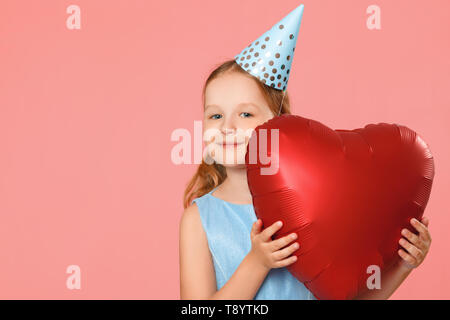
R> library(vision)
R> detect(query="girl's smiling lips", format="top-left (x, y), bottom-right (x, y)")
top-left (215, 141), bottom-right (245, 148)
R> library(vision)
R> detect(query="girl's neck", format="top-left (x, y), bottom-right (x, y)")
top-left (216, 166), bottom-right (252, 204)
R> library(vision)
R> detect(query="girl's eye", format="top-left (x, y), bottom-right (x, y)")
top-left (209, 112), bottom-right (252, 119)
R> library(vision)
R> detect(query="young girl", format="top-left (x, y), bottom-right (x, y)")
top-left (179, 59), bottom-right (432, 300)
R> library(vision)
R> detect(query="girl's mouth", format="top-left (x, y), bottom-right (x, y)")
top-left (216, 142), bottom-right (244, 148)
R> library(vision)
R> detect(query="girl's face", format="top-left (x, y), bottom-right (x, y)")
top-left (203, 72), bottom-right (274, 167)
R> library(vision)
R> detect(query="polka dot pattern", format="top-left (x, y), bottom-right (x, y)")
top-left (234, 4), bottom-right (304, 92)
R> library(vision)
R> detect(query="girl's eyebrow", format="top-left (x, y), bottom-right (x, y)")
top-left (205, 102), bottom-right (260, 110)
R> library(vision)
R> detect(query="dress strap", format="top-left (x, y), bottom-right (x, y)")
top-left (208, 186), bottom-right (219, 195)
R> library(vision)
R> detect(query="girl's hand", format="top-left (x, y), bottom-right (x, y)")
top-left (398, 217), bottom-right (432, 270)
top-left (248, 219), bottom-right (300, 271)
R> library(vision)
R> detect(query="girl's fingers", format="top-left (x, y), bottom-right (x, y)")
top-left (421, 216), bottom-right (430, 227)
top-left (260, 220), bottom-right (283, 242)
top-left (401, 228), bottom-right (422, 248)
top-left (273, 241), bottom-right (300, 261)
top-left (251, 219), bottom-right (262, 237)
top-left (410, 218), bottom-right (431, 242)
top-left (271, 233), bottom-right (298, 251)
top-left (399, 238), bottom-right (424, 262)
top-left (398, 249), bottom-right (417, 269)
top-left (273, 255), bottom-right (298, 268)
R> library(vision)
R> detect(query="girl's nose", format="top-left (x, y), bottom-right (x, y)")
top-left (221, 126), bottom-right (237, 136)
top-left (220, 127), bottom-right (238, 143)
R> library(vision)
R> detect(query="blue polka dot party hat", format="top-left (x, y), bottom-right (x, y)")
top-left (234, 4), bottom-right (304, 91)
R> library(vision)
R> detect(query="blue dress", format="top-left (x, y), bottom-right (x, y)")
top-left (192, 186), bottom-right (316, 300)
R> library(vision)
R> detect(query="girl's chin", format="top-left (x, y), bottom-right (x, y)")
top-left (210, 154), bottom-right (248, 167)
top-left (221, 161), bottom-right (245, 168)
top-left (220, 162), bottom-right (247, 168)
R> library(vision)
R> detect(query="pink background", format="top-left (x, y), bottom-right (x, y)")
top-left (0, 0), bottom-right (449, 299)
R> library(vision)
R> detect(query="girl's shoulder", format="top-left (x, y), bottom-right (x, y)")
top-left (180, 196), bottom-right (206, 239)
top-left (190, 187), bottom-right (217, 209)
top-left (191, 191), bottom-right (212, 205)
top-left (185, 190), bottom-right (214, 219)
top-left (181, 190), bottom-right (218, 244)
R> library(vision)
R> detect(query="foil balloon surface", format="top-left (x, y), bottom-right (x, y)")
top-left (245, 114), bottom-right (435, 300)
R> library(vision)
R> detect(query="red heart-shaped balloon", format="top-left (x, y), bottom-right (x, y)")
top-left (245, 114), bottom-right (435, 300)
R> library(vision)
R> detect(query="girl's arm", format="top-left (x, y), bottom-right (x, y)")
top-left (179, 203), bottom-right (270, 300)
top-left (210, 252), bottom-right (270, 300)
top-left (355, 217), bottom-right (432, 300)
top-left (355, 259), bottom-right (413, 300)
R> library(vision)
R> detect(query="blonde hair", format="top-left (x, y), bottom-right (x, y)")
top-left (183, 59), bottom-right (292, 209)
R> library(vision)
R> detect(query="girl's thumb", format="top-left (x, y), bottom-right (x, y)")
top-left (252, 219), bottom-right (262, 235)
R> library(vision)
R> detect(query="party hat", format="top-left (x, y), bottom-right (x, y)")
top-left (234, 4), bottom-right (304, 91)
